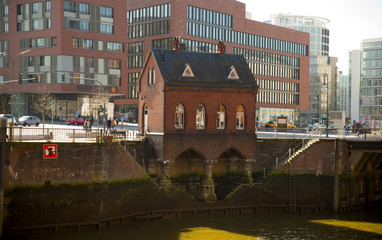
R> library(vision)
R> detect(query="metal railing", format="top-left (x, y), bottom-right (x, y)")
top-left (6, 127), bottom-right (144, 142)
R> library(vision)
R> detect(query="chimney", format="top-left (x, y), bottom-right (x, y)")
top-left (172, 37), bottom-right (180, 51)
top-left (218, 41), bottom-right (225, 54)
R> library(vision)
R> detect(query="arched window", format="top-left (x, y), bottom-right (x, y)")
top-left (216, 104), bottom-right (225, 129)
top-left (196, 104), bottom-right (205, 129)
top-left (148, 67), bottom-right (151, 85)
top-left (152, 67), bottom-right (155, 85)
top-left (236, 105), bottom-right (245, 129)
top-left (174, 103), bottom-right (184, 129)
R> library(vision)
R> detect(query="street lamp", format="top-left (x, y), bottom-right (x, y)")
top-left (0, 49), bottom-right (31, 124)
top-left (323, 73), bottom-right (329, 137)
top-left (0, 49), bottom-right (31, 81)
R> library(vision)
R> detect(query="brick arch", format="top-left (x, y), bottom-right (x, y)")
top-left (170, 148), bottom-right (205, 177)
top-left (213, 148), bottom-right (247, 176)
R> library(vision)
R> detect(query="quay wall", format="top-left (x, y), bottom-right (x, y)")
top-left (2, 140), bottom-right (341, 235)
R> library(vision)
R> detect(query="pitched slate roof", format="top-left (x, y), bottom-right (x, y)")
top-left (151, 48), bottom-right (258, 89)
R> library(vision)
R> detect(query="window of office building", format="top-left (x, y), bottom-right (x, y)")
top-left (127, 42), bottom-right (144, 69)
top-left (128, 72), bottom-right (139, 99)
top-left (63, 1), bottom-right (76, 12)
top-left (187, 7), bottom-right (308, 56)
top-left (152, 38), bottom-right (173, 49)
top-left (127, 3), bottom-right (171, 39)
top-left (45, 1), bottom-right (51, 12)
top-left (3, 5), bottom-right (8, 17)
top-left (79, 3), bottom-right (90, 14)
top-left (101, 24), bottom-right (113, 34)
top-left (109, 59), bottom-right (121, 69)
top-left (100, 6), bottom-right (113, 18)
top-left (32, 3), bottom-right (38, 14)
top-left (107, 42), bottom-right (124, 52)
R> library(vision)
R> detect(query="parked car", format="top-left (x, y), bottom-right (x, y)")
top-left (16, 116), bottom-right (41, 126)
top-left (302, 124), bottom-right (314, 131)
top-left (66, 117), bottom-right (90, 125)
top-left (0, 114), bottom-right (16, 125)
top-left (286, 123), bottom-right (295, 129)
top-left (264, 121), bottom-right (277, 128)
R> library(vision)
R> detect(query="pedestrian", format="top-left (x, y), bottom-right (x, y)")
top-left (112, 118), bottom-right (116, 129)
top-left (107, 118), bottom-right (112, 129)
top-left (345, 125), bottom-right (350, 136)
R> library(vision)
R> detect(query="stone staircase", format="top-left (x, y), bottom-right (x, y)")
top-left (287, 138), bottom-right (320, 164)
top-left (215, 182), bottom-right (243, 200)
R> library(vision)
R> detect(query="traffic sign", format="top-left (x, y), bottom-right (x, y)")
top-left (43, 144), bottom-right (57, 159)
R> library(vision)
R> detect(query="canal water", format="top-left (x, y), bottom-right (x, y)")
top-left (10, 207), bottom-right (382, 240)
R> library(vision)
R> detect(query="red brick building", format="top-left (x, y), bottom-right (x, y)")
top-left (0, 0), bottom-right (308, 124)
top-left (138, 42), bottom-right (258, 201)
top-left (128, 0), bottom-right (309, 123)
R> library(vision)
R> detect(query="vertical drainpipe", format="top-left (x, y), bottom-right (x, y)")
top-left (0, 118), bottom-right (7, 238)
top-left (333, 139), bottom-right (340, 213)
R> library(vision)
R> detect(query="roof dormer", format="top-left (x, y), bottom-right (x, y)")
top-left (227, 65), bottom-right (239, 80)
top-left (182, 63), bottom-right (195, 77)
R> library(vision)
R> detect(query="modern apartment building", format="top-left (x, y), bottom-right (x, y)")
top-left (349, 49), bottom-right (361, 122)
top-left (337, 71), bottom-right (350, 121)
top-left (359, 38), bottom-right (382, 127)
top-left (268, 13), bottom-right (338, 125)
top-left (267, 14), bottom-right (329, 57)
top-left (0, 0), bottom-right (126, 120)
top-left (0, 0), bottom-right (309, 123)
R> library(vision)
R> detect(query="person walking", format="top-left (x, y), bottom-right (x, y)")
top-left (345, 125), bottom-right (350, 136)
top-left (107, 118), bottom-right (112, 129)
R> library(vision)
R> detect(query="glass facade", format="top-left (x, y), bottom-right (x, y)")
top-left (360, 39), bottom-right (382, 124)
top-left (71, 38), bottom-right (124, 53)
top-left (16, 1), bottom-right (52, 32)
top-left (268, 14), bottom-right (329, 56)
top-left (127, 3), bottom-right (171, 39)
top-left (187, 7), bottom-right (308, 56)
top-left (127, 42), bottom-right (144, 69)
top-left (64, 1), bottom-right (114, 34)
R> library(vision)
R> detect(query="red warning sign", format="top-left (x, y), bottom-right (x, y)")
top-left (43, 144), bottom-right (57, 159)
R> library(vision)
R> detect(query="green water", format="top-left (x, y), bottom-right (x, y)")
top-left (10, 210), bottom-right (382, 240)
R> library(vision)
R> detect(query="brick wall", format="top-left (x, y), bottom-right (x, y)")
top-left (5, 143), bottom-right (147, 187)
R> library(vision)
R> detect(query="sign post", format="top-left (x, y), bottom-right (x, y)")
top-left (43, 144), bottom-right (58, 159)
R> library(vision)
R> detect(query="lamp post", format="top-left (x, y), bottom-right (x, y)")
top-left (323, 73), bottom-right (329, 137)
top-left (1, 49), bottom-right (31, 81)
top-left (0, 49), bottom-right (31, 128)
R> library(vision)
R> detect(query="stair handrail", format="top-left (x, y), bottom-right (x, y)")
top-left (254, 127), bottom-right (321, 169)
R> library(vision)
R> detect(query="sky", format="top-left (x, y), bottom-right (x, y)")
top-left (237, 0), bottom-right (382, 73)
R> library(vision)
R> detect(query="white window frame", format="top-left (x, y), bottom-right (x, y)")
top-left (216, 104), bottom-right (225, 129)
top-left (174, 103), bottom-right (184, 129)
top-left (236, 105), bottom-right (245, 129)
top-left (196, 104), bottom-right (205, 129)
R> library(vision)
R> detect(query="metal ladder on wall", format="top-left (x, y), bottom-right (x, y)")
top-left (289, 158), bottom-right (296, 213)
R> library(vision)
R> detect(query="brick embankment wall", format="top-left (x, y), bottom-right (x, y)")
top-left (4, 142), bottom-right (148, 186)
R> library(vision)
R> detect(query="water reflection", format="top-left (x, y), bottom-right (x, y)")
top-left (310, 219), bottom-right (382, 235)
top-left (179, 227), bottom-right (264, 240)
top-left (11, 210), bottom-right (382, 240)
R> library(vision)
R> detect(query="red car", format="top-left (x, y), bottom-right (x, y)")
top-left (66, 118), bottom-right (90, 125)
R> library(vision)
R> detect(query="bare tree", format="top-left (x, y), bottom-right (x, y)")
top-left (91, 85), bottom-right (105, 129)
top-left (0, 93), bottom-right (11, 115)
top-left (30, 89), bottom-right (55, 133)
